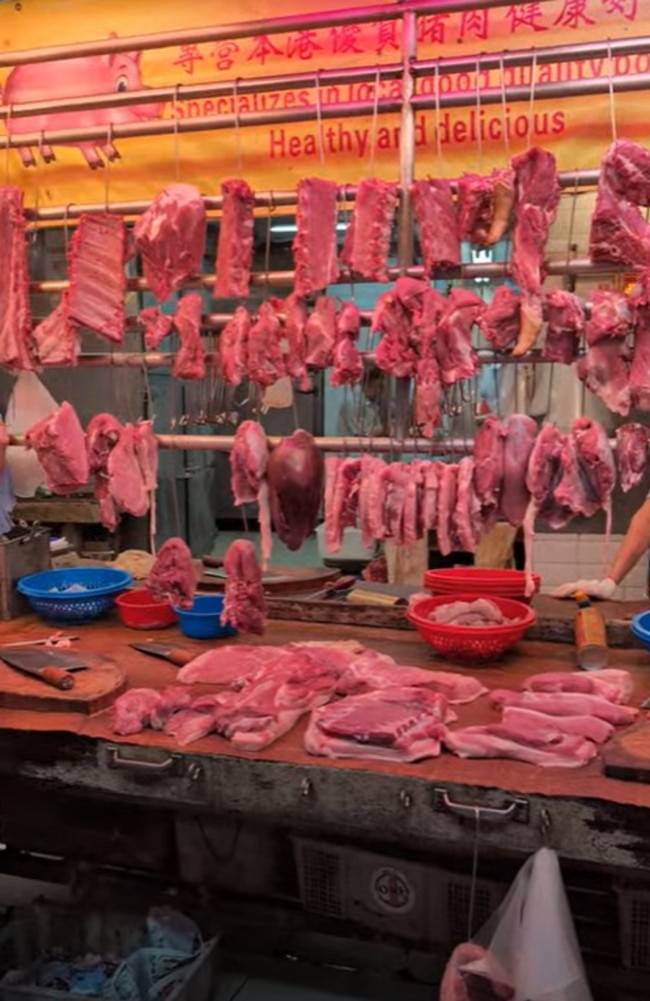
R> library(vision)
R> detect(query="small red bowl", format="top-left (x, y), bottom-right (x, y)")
top-left (407, 593), bottom-right (537, 664)
top-left (115, 588), bottom-right (177, 630)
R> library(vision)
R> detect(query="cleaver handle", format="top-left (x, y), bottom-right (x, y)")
top-left (39, 667), bottom-right (75, 690)
top-left (166, 648), bottom-right (196, 666)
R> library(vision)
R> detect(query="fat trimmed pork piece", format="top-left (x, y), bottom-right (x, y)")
top-left (442, 725), bottom-right (597, 768)
top-left (214, 179), bottom-right (255, 298)
top-left (411, 178), bottom-right (460, 273)
top-left (501, 706), bottom-right (613, 745)
top-left (67, 213), bottom-right (127, 344)
top-left (134, 183), bottom-right (206, 302)
top-left (340, 178), bottom-right (398, 282)
top-left (490, 688), bottom-right (638, 725)
top-left (293, 178), bottom-right (339, 296)
top-left (220, 538), bottom-right (266, 635)
top-left (146, 537), bottom-right (196, 609)
top-left (25, 401), bottom-right (89, 495)
top-left (523, 667), bottom-right (632, 704)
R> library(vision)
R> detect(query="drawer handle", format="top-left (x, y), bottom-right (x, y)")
top-left (109, 749), bottom-right (175, 773)
top-left (433, 788), bottom-right (529, 825)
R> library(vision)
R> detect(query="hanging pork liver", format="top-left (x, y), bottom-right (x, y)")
top-left (267, 431), bottom-right (324, 551)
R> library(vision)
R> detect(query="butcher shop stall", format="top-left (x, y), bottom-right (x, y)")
top-left (3, 1), bottom-right (650, 1001)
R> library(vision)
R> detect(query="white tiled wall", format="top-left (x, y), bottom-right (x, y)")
top-left (533, 533), bottom-right (649, 601)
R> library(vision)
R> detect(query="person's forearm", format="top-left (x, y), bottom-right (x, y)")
top-left (608, 509), bottom-right (650, 584)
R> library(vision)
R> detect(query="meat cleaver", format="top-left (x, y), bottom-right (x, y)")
top-left (0, 647), bottom-right (87, 690)
top-left (130, 641), bottom-right (196, 666)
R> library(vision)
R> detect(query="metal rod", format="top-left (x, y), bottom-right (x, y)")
top-left (155, 434), bottom-right (473, 453)
top-left (0, 0), bottom-right (554, 67)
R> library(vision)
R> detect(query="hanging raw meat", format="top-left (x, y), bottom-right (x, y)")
top-left (414, 356), bottom-right (443, 437)
top-left (628, 272), bottom-right (650, 410)
top-left (473, 415), bottom-right (505, 519)
top-left (522, 423), bottom-right (570, 589)
top-left (248, 301), bottom-right (285, 388)
top-left (602, 138), bottom-right (650, 203)
top-left (576, 338), bottom-right (631, 416)
top-left (292, 178), bottom-right (339, 296)
top-left (230, 420), bottom-right (272, 569)
top-left (24, 401), bottom-right (89, 495)
top-left (86, 413), bottom-right (121, 474)
top-left (273, 293), bottom-right (308, 389)
top-left (510, 148), bottom-right (561, 356)
top-left (304, 296), bottom-right (337, 369)
top-left (616, 423), bottom-right (648, 492)
top-left (324, 456), bottom-right (361, 553)
top-left (0, 186), bottom-right (34, 371)
top-left (331, 301), bottom-right (362, 388)
top-left (214, 179), bottom-right (255, 298)
top-left (340, 178), bottom-right (398, 282)
top-left (106, 424), bottom-right (149, 518)
top-left (500, 414), bottom-right (537, 527)
top-left (33, 294), bottom-right (79, 366)
top-left (478, 286), bottom-right (520, 352)
top-left (147, 537), bottom-right (197, 609)
top-left (372, 287), bottom-right (418, 379)
top-left (435, 288), bottom-right (484, 386)
top-left (267, 430), bottom-right (324, 551)
top-left (436, 463), bottom-right (459, 556)
top-left (457, 168), bottom-right (515, 246)
top-left (134, 419), bottom-right (159, 496)
top-left (591, 140), bottom-right (650, 268)
top-left (541, 289), bottom-right (583, 364)
top-left (454, 457), bottom-right (483, 552)
top-left (358, 454), bottom-right (387, 547)
top-left (137, 306), bottom-right (173, 351)
top-left (218, 305), bottom-right (250, 387)
top-left (410, 178), bottom-right (460, 273)
top-left (220, 538), bottom-right (266, 635)
top-left (585, 288), bottom-right (631, 345)
top-left (67, 214), bottom-right (127, 344)
top-left (171, 293), bottom-right (205, 380)
top-left (134, 184), bottom-right (207, 302)
top-left (554, 418), bottom-right (616, 541)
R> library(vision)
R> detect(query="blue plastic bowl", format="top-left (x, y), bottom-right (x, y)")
top-left (17, 567), bottom-right (132, 624)
top-left (172, 594), bottom-right (237, 640)
top-left (630, 610), bottom-right (650, 651)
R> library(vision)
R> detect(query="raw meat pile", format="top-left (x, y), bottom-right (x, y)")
top-left (146, 536), bottom-right (196, 609)
top-left (427, 598), bottom-right (512, 627)
top-left (220, 538), bottom-right (266, 635)
top-left (134, 183), bottom-right (207, 302)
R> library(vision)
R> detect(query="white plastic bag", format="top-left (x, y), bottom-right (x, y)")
top-left (463, 847), bottom-right (593, 1001)
top-left (4, 372), bottom-right (57, 497)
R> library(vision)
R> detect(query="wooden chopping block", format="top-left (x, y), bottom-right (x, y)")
top-left (384, 538), bottom-right (428, 586)
top-left (0, 651), bottom-right (126, 715)
top-left (602, 723), bottom-right (650, 782)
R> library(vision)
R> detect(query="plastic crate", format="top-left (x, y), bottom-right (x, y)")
top-left (618, 885), bottom-right (650, 971)
top-left (0, 901), bottom-right (218, 1001)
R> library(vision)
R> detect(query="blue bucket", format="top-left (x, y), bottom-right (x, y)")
top-left (630, 610), bottom-right (650, 652)
top-left (172, 594), bottom-right (237, 640)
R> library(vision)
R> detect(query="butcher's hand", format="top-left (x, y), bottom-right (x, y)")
top-left (552, 577), bottom-right (617, 600)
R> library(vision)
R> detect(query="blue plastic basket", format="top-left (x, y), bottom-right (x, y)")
top-left (17, 567), bottom-right (132, 624)
top-left (630, 610), bottom-right (650, 652)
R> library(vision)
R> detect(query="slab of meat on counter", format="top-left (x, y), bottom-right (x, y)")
top-left (576, 337), bottom-right (631, 416)
top-left (230, 420), bottom-right (272, 567)
top-left (149, 686), bottom-right (193, 729)
top-left (268, 430), bottom-right (323, 552)
top-left (523, 667), bottom-right (632, 704)
top-left (218, 305), bottom-right (250, 387)
top-left (214, 179), bottom-right (255, 298)
top-left (442, 724), bottom-right (597, 768)
top-left (292, 178), bottom-right (339, 296)
top-left (500, 414), bottom-right (537, 527)
top-left (428, 598), bottom-right (508, 627)
top-left (331, 302), bottom-right (362, 387)
top-left (247, 301), bottom-right (285, 388)
top-left (591, 140), bottom-right (650, 268)
top-left (171, 293), bottom-right (205, 380)
top-left (134, 183), bottom-right (206, 302)
top-left (541, 289), bottom-right (584, 364)
top-left (221, 538), bottom-right (266, 635)
top-left (67, 213), bottom-right (127, 344)
top-left (114, 688), bottom-right (164, 736)
top-left (435, 289), bottom-right (485, 386)
top-left (502, 706), bottom-right (613, 745)
top-left (585, 288), bottom-right (631, 345)
top-left (304, 296), bottom-right (337, 369)
top-left (146, 537), bottom-right (196, 609)
top-left (616, 422), bottom-right (649, 491)
top-left (337, 654), bottom-right (487, 704)
top-left (0, 187), bottom-right (35, 371)
top-left (340, 178), bottom-right (398, 282)
top-left (25, 401), bottom-right (89, 494)
top-left (137, 306), bottom-right (173, 351)
top-left (411, 178), bottom-right (460, 273)
top-left (490, 689), bottom-right (638, 726)
top-left (305, 687), bottom-right (450, 762)
top-left (510, 148), bottom-right (560, 356)
top-left (473, 416), bottom-right (505, 522)
top-left (33, 294), bottom-right (80, 367)
top-left (178, 640), bottom-right (363, 686)
top-left (478, 285), bottom-right (520, 352)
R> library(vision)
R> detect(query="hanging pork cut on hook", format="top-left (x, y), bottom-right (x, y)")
top-left (340, 178), bottom-right (398, 282)
top-left (33, 293), bottom-right (80, 366)
top-left (67, 214), bottom-right (127, 344)
top-left (218, 305), bottom-right (250, 387)
top-left (500, 414), bottom-right (537, 528)
top-left (273, 293), bottom-right (308, 389)
top-left (575, 338), bottom-right (632, 416)
top-left (522, 423), bottom-right (569, 593)
top-left (473, 415), bottom-right (505, 524)
top-left (435, 288), bottom-right (485, 386)
top-left (293, 177), bottom-right (339, 296)
top-left (541, 289), bottom-right (584, 364)
top-left (478, 286), bottom-right (520, 352)
top-left (267, 431), bottom-right (324, 551)
top-left (25, 401), bottom-right (89, 495)
top-left (137, 306), bottom-right (173, 352)
top-left (331, 301), bottom-right (363, 387)
top-left (147, 537), bottom-right (196, 609)
top-left (554, 417), bottom-right (616, 562)
top-left (134, 184), bottom-right (206, 302)
top-left (591, 140), bottom-right (650, 268)
top-left (247, 302), bottom-right (285, 388)
top-left (0, 187), bottom-right (35, 371)
top-left (304, 296), bottom-right (337, 369)
top-left (220, 538), bottom-right (266, 635)
top-left (616, 422), bottom-right (649, 492)
top-left (410, 178), bottom-right (460, 273)
top-left (171, 293), bottom-right (205, 381)
top-left (457, 168), bottom-right (515, 246)
top-left (214, 179), bottom-right (255, 299)
top-left (230, 421), bottom-right (272, 569)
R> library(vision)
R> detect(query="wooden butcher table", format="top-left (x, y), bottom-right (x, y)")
top-left (0, 605), bottom-right (648, 874)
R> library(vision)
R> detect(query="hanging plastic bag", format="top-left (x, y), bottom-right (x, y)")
top-left (459, 847), bottom-right (593, 1001)
top-left (4, 372), bottom-right (58, 497)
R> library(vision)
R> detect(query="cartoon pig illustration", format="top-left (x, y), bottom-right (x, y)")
top-left (3, 38), bottom-right (163, 169)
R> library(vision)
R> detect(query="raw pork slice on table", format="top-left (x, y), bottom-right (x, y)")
top-left (230, 420), bottom-right (272, 568)
top-left (292, 178), bottom-right (339, 296)
top-left (410, 178), bottom-right (460, 273)
top-left (442, 725), bottom-right (597, 768)
top-left (473, 415), bottom-right (505, 524)
top-left (340, 178), bottom-right (398, 282)
top-left (146, 537), bottom-right (196, 609)
top-left (218, 306), bottom-right (250, 386)
top-left (137, 306), bottom-right (173, 351)
top-left (134, 183), bottom-right (206, 302)
top-left (490, 688), bottom-right (638, 725)
top-left (337, 657), bottom-right (487, 703)
top-left (113, 688), bottom-right (163, 736)
top-left (171, 294), bottom-right (205, 380)
top-left (331, 301), bottom-right (362, 387)
top-left (500, 414), bottom-right (537, 527)
top-left (304, 296), bottom-right (337, 369)
top-left (25, 401), bottom-right (89, 494)
top-left (33, 294), bottom-right (79, 367)
top-left (305, 687), bottom-right (450, 762)
top-left (510, 148), bottom-right (561, 356)
top-left (478, 285), bottom-right (520, 352)
top-left (0, 187), bottom-right (35, 371)
top-left (66, 214), bottom-right (127, 344)
top-left (220, 538), bottom-right (266, 635)
top-left (523, 667), bottom-right (633, 703)
top-left (553, 417), bottom-right (616, 549)
top-left (435, 289), bottom-right (485, 386)
top-left (214, 179), bottom-right (255, 298)
top-left (616, 422), bottom-right (648, 491)
top-left (541, 289), bottom-right (584, 364)
top-left (575, 337), bottom-right (631, 416)
top-left (501, 706), bottom-right (613, 745)
top-left (247, 301), bottom-right (285, 388)
top-left (267, 430), bottom-right (324, 552)
top-left (324, 455), bottom-right (361, 553)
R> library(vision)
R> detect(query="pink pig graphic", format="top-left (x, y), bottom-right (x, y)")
top-left (3, 38), bottom-right (163, 168)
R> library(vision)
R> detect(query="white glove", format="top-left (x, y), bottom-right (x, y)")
top-left (552, 577), bottom-right (617, 600)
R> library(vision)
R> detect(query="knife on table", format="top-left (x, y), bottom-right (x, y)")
top-left (0, 648), bottom-right (84, 690)
top-left (130, 641), bottom-right (196, 666)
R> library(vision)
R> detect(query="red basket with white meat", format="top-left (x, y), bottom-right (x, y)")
top-left (407, 594), bottom-right (536, 664)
